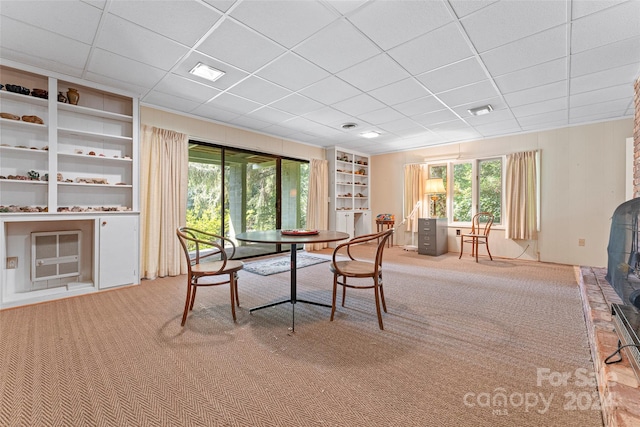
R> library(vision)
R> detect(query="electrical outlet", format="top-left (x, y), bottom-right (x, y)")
top-left (578, 239), bottom-right (586, 247)
top-left (456, 229), bottom-right (461, 236)
top-left (6, 257), bottom-right (18, 269)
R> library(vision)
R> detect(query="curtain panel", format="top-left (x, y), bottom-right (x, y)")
top-left (140, 125), bottom-right (189, 279)
top-left (305, 158), bottom-right (329, 251)
top-left (403, 164), bottom-right (429, 233)
top-left (505, 150), bottom-right (538, 240)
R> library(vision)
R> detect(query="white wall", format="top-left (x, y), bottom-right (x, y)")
top-left (371, 118), bottom-right (633, 267)
top-left (141, 106), bottom-right (326, 161)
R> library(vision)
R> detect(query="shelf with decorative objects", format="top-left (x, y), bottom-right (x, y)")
top-left (327, 147), bottom-right (372, 245)
top-left (0, 61), bottom-right (140, 308)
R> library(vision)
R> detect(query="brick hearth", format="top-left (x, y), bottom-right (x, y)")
top-left (578, 267), bottom-right (640, 426)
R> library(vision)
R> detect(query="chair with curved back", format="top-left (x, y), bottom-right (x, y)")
top-left (330, 228), bottom-right (394, 330)
top-left (459, 212), bottom-right (494, 263)
top-left (176, 227), bottom-right (244, 326)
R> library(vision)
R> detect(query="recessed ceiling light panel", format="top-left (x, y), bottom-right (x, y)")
top-left (360, 131), bottom-right (380, 139)
top-left (468, 104), bottom-right (493, 116)
top-left (189, 62), bottom-right (225, 82)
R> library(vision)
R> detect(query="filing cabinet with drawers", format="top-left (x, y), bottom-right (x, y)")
top-left (418, 218), bottom-right (448, 256)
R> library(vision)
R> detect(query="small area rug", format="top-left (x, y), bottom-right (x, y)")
top-left (243, 253), bottom-right (329, 276)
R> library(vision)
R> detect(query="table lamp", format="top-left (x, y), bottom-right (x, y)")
top-left (424, 178), bottom-right (446, 218)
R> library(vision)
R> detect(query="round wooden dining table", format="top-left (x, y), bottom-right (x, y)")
top-left (235, 229), bottom-right (349, 331)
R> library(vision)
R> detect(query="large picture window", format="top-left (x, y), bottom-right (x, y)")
top-left (187, 142), bottom-right (308, 258)
top-left (444, 157), bottom-right (503, 224)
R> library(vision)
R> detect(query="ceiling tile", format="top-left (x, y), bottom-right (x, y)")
top-left (570, 36), bottom-right (640, 77)
top-left (348, 0), bottom-right (453, 50)
top-left (230, 0), bottom-right (336, 48)
top-left (569, 98), bottom-right (630, 119)
top-left (88, 49), bottom-right (166, 89)
top-left (473, 118), bottom-right (522, 137)
top-left (369, 78), bottom-right (431, 106)
top-left (412, 109), bottom-right (459, 126)
top-left (572, 0), bottom-right (628, 19)
top-left (229, 115), bottom-right (272, 130)
top-left (493, 58), bottom-right (566, 94)
top-left (378, 117), bottom-right (423, 133)
top-left (256, 52), bottom-right (330, 91)
top-left (206, 92), bottom-right (263, 115)
top-left (332, 93), bottom-right (387, 116)
top-left (357, 107), bottom-right (406, 125)
top-left (0, 17), bottom-right (92, 69)
top-left (393, 95), bottom-right (446, 117)
top-left (201, 0), bottom-right (237, 13)
top-left (227, 76), bottom-right (292, 105)
top-left (196, 19), bottom-right (286, 73)
top-left (449, 0), bottom-right (499, 18)
top-left (387, 23), bottom-right (474, 75)
top-left (481, 25), bottom-right (567, 76)
top-left (570, 63), bottom-right (640, 94)
top-left (416, 57), bottom-right (488, 94)
top-left (323, 0), bottom-right (368, 16)
top-left (270, 94), bottom-right (325, 116)
top-left (460, 0), bottom-right (566, 52)
top-left (96, 15), bottom-right (188, 71)
top-left (261, 124), bottom-right (299, 137)
top-left (504, 81), bottom-right (567, 108)
top-left (436, 79), bottom-right (499, 107)
top-left (108, 1), bottom-right (222, 46)
top-left (0, 1), bottom-right (101, 43)
top-left (154, 74), bottom-right (221, 103)
top-left (450, 96), bottom-right (506, 118)
top-left (511, 98), bottom-right (568, 118)
top-left (84, 72), bottom-right (150, 97)
top-left (299, 76), bottom-right (361, 105)
top-left (142, 91), bottom-right (201, 113)
top-left (302, 107), bottom-right (354, 127)
top-left (517, 110), bottom-right (568, 128)
top-left (247, 107), bottom-right (296, 124)
top-left (571, 1), bottom-right (640, 53)
top-left (293, 19), bottom-right (380, 73)
top-left (570, 83), bottom-right (633, 107)
top-left (336, 54), bottom-right (411, 92)
top-left (191, 103), bottom-right (241, 123)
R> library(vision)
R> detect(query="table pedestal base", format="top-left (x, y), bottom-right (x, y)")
top-left (248, 243), bottom-right (331, 331)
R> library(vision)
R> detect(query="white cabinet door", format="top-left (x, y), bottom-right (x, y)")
top-left (99, 215), bottom-right (138, 289)
top-left (335, 211), bottom-right (354, 239)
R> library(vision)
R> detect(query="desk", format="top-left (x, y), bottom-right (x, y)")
top-left (235, 230), bottom-right (349, 331)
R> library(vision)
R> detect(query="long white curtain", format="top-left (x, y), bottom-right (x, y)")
top-left (140, 125), bottom-right (189, 279)
top-left (403, 164), bottom-right (428, 232)
top-left (505, 150), bottom-right (538, 240)
top-left (305, 158), bottom-right (329, 251)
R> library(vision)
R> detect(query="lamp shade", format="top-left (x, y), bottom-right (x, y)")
top-left (425, 178), bottom-right (445, 194)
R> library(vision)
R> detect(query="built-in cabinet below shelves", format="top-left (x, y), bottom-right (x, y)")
top-left (327, 147), bottom-right (372, 244)
top-left (0, 61), bottom-right (140, 308)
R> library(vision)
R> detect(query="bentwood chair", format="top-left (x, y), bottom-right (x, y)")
top-left (176, 227), bottom-right (244, 326)
top-left (459, 212), bottom-right (494, 263)
top-left (330, 228), bottom-right (394, 330)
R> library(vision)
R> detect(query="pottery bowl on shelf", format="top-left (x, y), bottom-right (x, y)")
top-left (31, 88), bottom-right (48, 99)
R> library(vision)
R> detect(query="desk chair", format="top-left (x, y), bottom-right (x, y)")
top-left (459, 212), bottom-right (494, 262)
top-left (330, 228), bottom-right (394, 330)
top-left (176, 227), bottom-right (244, 326)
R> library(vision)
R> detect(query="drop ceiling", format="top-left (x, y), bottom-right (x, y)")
top-left (1, 0), bottom-right (639, 155)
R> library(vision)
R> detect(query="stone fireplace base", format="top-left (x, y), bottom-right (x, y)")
top-left (578, 266), bottom-right (640, 426)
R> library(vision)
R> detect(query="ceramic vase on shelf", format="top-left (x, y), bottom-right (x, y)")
top-left (57, 92), bottom-right (67, 103)
top-left (67, 88), bottom-right (79, 105)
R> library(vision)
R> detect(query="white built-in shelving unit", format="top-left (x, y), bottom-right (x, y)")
top-left (0, 62), bottom-right (140, 308)
top-left (327, 147), bottom-right (372, 244)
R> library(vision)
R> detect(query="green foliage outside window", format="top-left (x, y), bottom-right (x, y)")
top-left (479, 159), bottom-right (502, 223)
top-left (453, 163), bottom-right (472, 222)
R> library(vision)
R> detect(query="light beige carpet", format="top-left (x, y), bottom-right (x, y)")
top-left (0, 247), bottom-right (603, 426)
